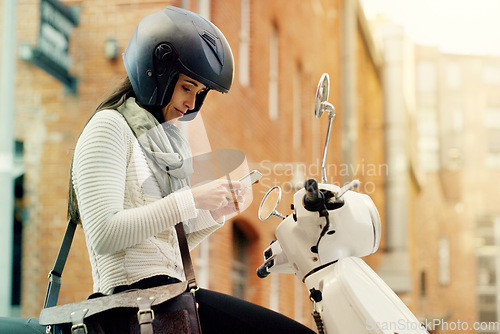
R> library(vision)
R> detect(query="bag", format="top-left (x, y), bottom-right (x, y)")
top-left (39, 282), bottom-right (201, 334)
top-left (39, 221), bottom-right (202, 334)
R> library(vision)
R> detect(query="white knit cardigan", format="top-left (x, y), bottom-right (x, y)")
top-left (72, 109), bottom-right (223, 294)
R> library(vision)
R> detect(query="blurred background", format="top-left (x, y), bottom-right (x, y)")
top-left (1, 0), bottom-right (499, 333)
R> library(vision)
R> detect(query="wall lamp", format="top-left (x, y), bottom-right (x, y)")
top-left (104, 38), bottom-right (119, 60)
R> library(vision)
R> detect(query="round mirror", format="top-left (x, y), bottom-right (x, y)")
top-left (314, 73), bottom-right (330, 119)
top-left (258, 186), bottom-right (285, 221)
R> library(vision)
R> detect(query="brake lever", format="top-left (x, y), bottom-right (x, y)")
top-left (334, 180), bottom-right (360, 201)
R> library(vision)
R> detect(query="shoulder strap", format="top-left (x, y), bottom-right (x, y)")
top-left (43, 220), bottom-right (197, 308)
top-left (174, 223), bottom-right (198, 291)
top-left (43, 219), bottom-right (78, 308)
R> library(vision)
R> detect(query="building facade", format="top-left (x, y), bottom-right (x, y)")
top-left (411, 46), bottom-right (500, 333)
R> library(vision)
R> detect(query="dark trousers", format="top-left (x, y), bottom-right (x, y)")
top-left (113, 276), bottom-right (316, 334)
top-left (196, 288), bottom-right (315, 334)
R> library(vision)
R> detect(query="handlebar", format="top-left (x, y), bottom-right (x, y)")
top-left (256, 263), bottom-right (270, 278)
top-left (303, 179), bottom-right (330, 254)
top-left (303, 179), bottom-right (325, 212)
top-left (304, 178), bottom-right (319, 202)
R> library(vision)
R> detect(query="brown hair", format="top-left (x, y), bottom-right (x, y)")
top-left (67, 76), bottom-right (134, 224)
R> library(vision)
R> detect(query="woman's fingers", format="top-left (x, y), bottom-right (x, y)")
top-left (192, 178), bottom-right (247, 211)
top-left (210, 191), bottom-right (247, 221)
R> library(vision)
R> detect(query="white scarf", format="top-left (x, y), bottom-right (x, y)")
top-left (117, 97), bottom-right (193, 197)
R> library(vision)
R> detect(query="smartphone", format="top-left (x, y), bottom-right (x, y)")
top-left (239, 170), bottom-right (263, 188)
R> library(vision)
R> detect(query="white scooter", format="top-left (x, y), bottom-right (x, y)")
top-left (255, 74), bottom-right (428, 334)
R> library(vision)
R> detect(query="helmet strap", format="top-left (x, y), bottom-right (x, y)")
top-left (157, 72), bottom-right (179, 108)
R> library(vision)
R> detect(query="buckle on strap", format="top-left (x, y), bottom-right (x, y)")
top-left (137, 308), bottom-right (155, 323)
top-left (190, 286), bottom-right (199, 296)
top-left (136, 296), bottom-right (156, 324)
top-left (71, 323), bottom-right (88, 334)
top-left (70, 309), bottom-right (89, 334)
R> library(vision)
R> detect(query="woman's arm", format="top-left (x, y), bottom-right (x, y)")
top-left (184, 210), bottom-right (225, 250)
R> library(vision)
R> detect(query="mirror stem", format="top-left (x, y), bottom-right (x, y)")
top-left (320, 102), bottom-right (336, 183)
top-left (272, 211), bottom-right (286, 219)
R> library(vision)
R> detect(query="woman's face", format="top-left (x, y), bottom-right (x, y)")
top-left (163, 73), bottom-right (207, 122)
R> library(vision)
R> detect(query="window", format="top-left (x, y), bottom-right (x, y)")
top-left (232, 224), bottom-right (249, 299)
top-left (451, 107), bottom-right (464, 133)
top-left (268, 26), bottom-right (279, 120)
top-left (438, 237), bottom-right (450, 286)
top-left (239, 0), bottom-right (250, 86)
top-left (487, 129), bottom-right (500, 154)
top-left (420, 271), bottom-right (427, 298)
top-left (485, 107), bottom-right (500, 168)
top-left (482, 65), bottom-right (500, 85)
top-left (417, 61), bottom-right (437, 94)
top-left (12, 175), bottom-right (24, 314)
top-left (11, 141), bottom-right (25, 316)
top-left (446, 63), bottom-right (461, 89)
top-left (485, 107), bottom-right (500, 129)
top-left (417, 108), bottom-right (440, 171)
top-left (476, 216), bottom-right (500, 325)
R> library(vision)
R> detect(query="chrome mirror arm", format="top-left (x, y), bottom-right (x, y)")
top-left (320, 102), bottom-right (336, 184)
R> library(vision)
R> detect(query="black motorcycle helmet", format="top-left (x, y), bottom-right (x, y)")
top-left (123, 6), bottom-right (234, 121)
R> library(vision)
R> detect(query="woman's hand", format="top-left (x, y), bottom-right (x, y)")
top-left (209, 195), bottom-right (245, 221)
top-left (191, 179), bottom-right (246, 218)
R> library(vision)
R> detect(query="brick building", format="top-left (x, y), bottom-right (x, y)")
top-left (5, 0), bottom-right (386, 329)
top-left (410, 46), bottom-right (500, 333)
top-left (363, 16), bottom-right (500, 331)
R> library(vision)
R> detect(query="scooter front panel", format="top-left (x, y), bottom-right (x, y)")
top-left (305, 257), bottom-right (428, 333)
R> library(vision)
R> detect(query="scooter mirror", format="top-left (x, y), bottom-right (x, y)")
top-left (314, 73), bottom-right (336, 183)
top-left (258, 186), bottom-right (285, 221)
top-left (314, 73), bottom-right (330, 119)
